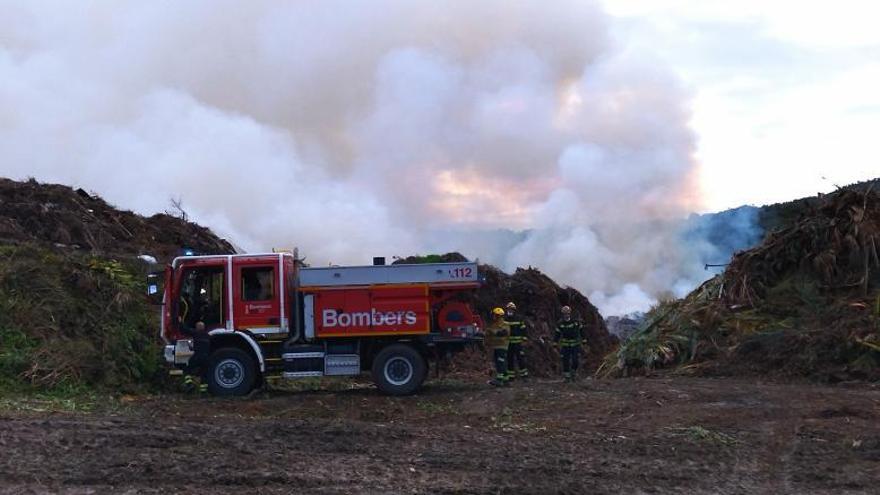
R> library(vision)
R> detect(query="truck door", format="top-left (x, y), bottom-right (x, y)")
top-left (174, 263), bottom-right (226, 336)
top-left (233, 258), bottom-right (282, 334)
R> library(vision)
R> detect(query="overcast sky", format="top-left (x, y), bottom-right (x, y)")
top-left (604, 0), bottom-right (880, 211)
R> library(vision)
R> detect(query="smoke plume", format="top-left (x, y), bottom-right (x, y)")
top-left (0, 1), bottom-right (743, 315)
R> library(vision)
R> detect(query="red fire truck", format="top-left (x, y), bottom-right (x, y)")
top-left (154, 252), bottom-right (483, 396)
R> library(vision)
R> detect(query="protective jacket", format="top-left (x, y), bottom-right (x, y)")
top-left (485, 320), bottom-right (511, 350)
top-left (504, 315), bottom-right (528, 344)
top-left (554, 319), bottom-right (586, 348)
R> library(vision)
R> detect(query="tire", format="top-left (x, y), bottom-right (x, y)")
top-left (206, 347), bottom-right (258, 397)
top-left (371, 344), bottom-right (427, 396)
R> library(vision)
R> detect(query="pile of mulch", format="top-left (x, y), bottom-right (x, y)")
top-left (724, 187), bottom-right (879, 306)
top-left (0, 177), bottom-right (234, 261)
top-left (475, 265), bottom-right (614, 371)
top-left (608, 187), bottom-right (880, 381)
top-left (0, 178), bottom-right (234, 392)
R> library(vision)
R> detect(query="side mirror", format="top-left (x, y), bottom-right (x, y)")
top-left (139, 255), bottom-right (166, 305)
top-left (146, 271), bottom-right (164, 305)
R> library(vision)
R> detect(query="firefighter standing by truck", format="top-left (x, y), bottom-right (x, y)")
top-left (504, 302), bottom-right (529, 380)
top-left (485, 307), bottom-right (511, 387)
top-left (554, 305), bottom-right (586, 382)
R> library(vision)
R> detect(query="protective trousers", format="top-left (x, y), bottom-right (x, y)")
top-left (561, 346), bottom-right (580, 379)
top-left (493, 349), bottom-right (509, 382)
top-left (507, 343), bottom-right (528, 378)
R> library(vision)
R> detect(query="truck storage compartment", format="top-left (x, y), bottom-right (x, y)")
top-left (282, 354), bottom-right (324, 376)
top-left (324, 354), bottom-right (360, 375)
top-left (310, 285), bottom-right (431, 338)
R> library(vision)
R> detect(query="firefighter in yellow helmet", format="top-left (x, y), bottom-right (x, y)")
top-left (554, 305), bottom-right (586, 382)
top-left (504, 302), bottom-right (529, 380)
top-left (485, 307), bottom-right (511, 387)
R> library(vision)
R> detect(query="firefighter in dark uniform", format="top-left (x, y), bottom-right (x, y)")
top-left (486, 307), bottom-right (511, 387)
top-left (554, 305), bottom-right (586, 382)
top-left (504, 302), bottom-right (529, 380)
top-left (182, 321), bottom-right (209, 393)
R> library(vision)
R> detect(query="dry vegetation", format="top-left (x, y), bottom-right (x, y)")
top-left (605, 187), bottom-right (880, 381)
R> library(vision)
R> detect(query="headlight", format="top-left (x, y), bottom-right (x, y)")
top-left (163, 345), bottom-right (175, 363)
top-left (171, 340), bottom-right (195, 364)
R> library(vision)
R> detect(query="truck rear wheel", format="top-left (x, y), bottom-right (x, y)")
top-left (207, 347), bottom-right (258, 397)
top-left (371, 344), bottom-right (427, 396)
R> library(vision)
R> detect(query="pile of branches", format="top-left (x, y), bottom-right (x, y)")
top-left (724, 188), bottom-right (880, 307)
top-left (463, 264), bottom-right (613, 377)
top-left (0, 177), bottom-right (234, 261)
top-left (605, 187), bottom-right (880, 381)
top-left (475, 265), bottom-right (613, 355)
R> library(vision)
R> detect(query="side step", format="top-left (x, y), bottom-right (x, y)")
top-left (283, 352), bottom-right (324, 375)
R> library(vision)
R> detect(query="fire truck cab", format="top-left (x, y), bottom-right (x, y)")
top-left (157, 253), bottom-right (482, 396)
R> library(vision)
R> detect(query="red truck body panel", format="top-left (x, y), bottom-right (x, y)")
top-left (309, 285), bottom-right (431, 338)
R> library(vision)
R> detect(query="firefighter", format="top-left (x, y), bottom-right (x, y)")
top-left (485, 307), bottom-right (511, 387)
top-left (504, 302), bottom-right (529, 380)
top-left (183, 374), bottom-right (208, 393)
top-left (554, 305), bottom-right (586, 382)
top-left (184, 321), bottom-right (209, 393)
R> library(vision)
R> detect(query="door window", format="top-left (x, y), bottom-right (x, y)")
top-left (179, 267), bottom-right (224, 331)
top-left (241, 266), bottom-right (275, 301)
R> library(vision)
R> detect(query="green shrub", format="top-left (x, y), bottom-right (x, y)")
top-left (0, 244), bottom-right (165, 394)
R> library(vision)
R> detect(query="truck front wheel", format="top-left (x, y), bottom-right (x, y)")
top-left (206, 347), bottom-right (258, 397)
top-left (371, 344), bottom-right (427, 396)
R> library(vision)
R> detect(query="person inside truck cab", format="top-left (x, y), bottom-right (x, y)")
top-left (175, 270), bottom-right (218, 372)
top-left (242, 267), bottom-right (274, 301)
top-left (243, 273), bottom-right (263, 301)
top-left (179, 267), bottom-right (223, 333)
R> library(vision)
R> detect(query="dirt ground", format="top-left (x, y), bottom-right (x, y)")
top-left (0, 377), bottom-right (878, 494)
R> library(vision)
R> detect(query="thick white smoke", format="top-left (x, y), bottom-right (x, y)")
top-left (0, 0), bottom-right (712, 315)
